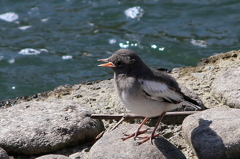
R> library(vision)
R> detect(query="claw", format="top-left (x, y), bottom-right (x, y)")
top-left (121, 113), bottom-right (166, 145)
top-left (137, 133), bottom-right (160, 145)
top-left (121, 128), bottom-right (149, 141)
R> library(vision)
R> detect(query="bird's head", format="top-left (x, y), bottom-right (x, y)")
top-left (98, 49), bottom-right (146, 75)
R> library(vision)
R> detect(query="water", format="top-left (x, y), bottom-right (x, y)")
top-left (0, 0), bottom-right (239, 101)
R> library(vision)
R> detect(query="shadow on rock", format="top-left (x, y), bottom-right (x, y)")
top-left (154, 137), bottom-right (186, 159)
top-left (191, 119), bottom-right (227, 159)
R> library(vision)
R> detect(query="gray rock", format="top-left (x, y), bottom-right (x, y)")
top-left (0, 99), bottom-right (104, 156)
top-left (69, 152), bottom-right (82, 159)
top-left (69, 151), bottom-right (88, 159)
top-left (87, 124), bottom-right (186, 159)
top-left (36, 154), bottom-right (70, 159)
top-left (211, 66), bottom-right (240, 108)
top-left (182, 107), bottom-right (240, 159)
top-left (0, 147), bottom-right (10, 159)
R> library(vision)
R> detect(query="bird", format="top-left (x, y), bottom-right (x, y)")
top-left (98, 49), bottom-right (200, 145)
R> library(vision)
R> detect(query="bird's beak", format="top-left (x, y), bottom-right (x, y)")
top-left (97, 59), bottom-right (116, 67)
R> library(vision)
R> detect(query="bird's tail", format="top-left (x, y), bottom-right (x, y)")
top-left (183, 95), bottom-right (201, 110)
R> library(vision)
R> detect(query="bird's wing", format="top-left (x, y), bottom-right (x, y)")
top-left (138, 79), bottom-right (184, 104)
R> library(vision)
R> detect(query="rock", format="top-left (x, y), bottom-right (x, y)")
top-left (211, 66), bottom-right (240, 108)
top-left (0, 99), bottom-right (104, 156)
top-left (171, 50), bottom-right (240, 109)
top-left (182, 107), bottom-right (240, 159)
top-left (69, 150), bottom-right (89, 159)
top-left (86, 124), bottom-right (186, 159)
top-left (36, 154), bottom-right (70, 159)
top-left (0, 147), bottom-right (10, 159)
top-left (69, 152), bottom-right (83, 159)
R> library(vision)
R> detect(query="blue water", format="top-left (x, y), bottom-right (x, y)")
top-left (0, 0), bottom-right (239, 101)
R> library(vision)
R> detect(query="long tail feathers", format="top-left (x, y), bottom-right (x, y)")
top-left (183, 95), bottom-right (201, 110)
top-left (183, 101), bottom-right (201, 110)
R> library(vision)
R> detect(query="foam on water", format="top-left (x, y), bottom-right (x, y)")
top-left (0, 12), bottom-right (18, 22)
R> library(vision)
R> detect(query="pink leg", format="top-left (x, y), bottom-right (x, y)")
top-left (137, 112), bottom-right (166, 145)
top-left (122, 117), bottom-right (149, 140)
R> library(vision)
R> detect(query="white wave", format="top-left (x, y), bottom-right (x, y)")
top-left (0, 12), bottom-right (19, 22)
top-left (18, 48), bottom-right (41, 55)
top-left (124, 6), bottom-right (144, 19)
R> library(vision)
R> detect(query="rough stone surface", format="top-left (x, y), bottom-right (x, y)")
top-left (36, 154), bottom-right (70, 159)
top-left (0, 147), bottom-right (10, 159)
top-left (86, 124), bottom-right (186, 159)
top-left (0, 99), bottom-right (104, 156)
top-left (211, 66), bottom-right (240, 108)
top-left (182, 107), bottom-right (240, 159)
top-left (69, 150), bottom-right (89, 159)
top-left (171, 50), bottom-right (240, 109)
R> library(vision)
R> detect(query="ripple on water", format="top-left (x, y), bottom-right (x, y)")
top-left (18, 48), bottom-right (48, 55)
top-left (62, 55), bottom-right (73, 60)
top-left (0, 12), bottom-right (19, 22)
top-left (124, 6), bottom-right (145, 20)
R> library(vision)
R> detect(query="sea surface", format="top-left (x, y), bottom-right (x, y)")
top-left (0, 0), bottom-right (239, 101)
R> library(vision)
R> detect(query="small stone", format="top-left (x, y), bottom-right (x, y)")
top-left (0, 147), bottom-right (10, 159)
top-left (36, 154), bottom-right (70, 159)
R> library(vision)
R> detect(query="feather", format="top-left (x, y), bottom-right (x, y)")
top-left (182, 101), bottom-right (201, 110)
top-left (138, 79), bottom-right (184, 104)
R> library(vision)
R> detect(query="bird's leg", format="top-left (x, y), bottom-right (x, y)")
top-left (122, 117), bottom-right (149, 140)
top-left (137, 112), bottom-right (166, 145)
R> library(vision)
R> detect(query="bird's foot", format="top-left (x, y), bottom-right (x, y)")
top-left (121, 128), bottom-right (150, 141)
top-left (137, 133), bottom-right (159, 145)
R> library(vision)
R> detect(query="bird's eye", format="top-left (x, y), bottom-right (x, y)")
top-left (116, 61), bottom-right (122, 67)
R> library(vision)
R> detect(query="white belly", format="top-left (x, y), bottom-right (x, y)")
top-left (114, 74), bottom-right (181, 117)
top-left (120, 91), bottom-right (181, 117)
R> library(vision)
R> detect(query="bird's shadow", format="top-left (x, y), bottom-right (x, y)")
top-left (153, 137), bottom-right (186, 159)
top-left (190, 119), bottom-right (227, 159)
